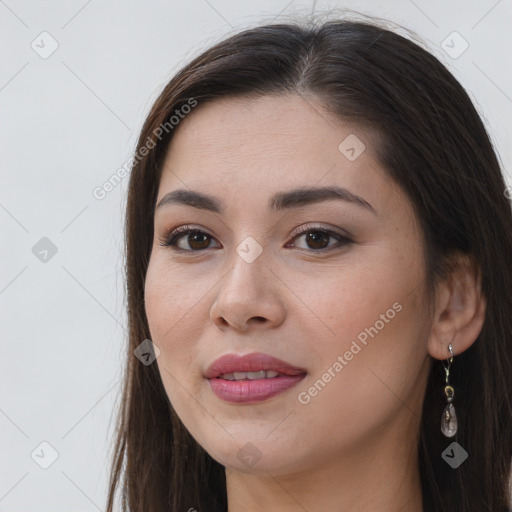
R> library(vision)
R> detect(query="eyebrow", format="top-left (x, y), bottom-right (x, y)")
top-left (156, 186), bottom-right (376, 215)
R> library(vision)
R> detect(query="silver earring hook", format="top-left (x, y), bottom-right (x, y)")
top-left (442, 343), bottom-right (454, 385)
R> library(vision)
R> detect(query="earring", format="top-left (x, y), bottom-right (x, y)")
top-left (441, 343), bottom-right (457, 437)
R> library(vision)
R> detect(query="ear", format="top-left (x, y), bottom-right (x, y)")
top-left (427, 252), bottom-right (487, 360)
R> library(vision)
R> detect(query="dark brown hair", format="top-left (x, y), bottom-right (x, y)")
top-left (106, 15), bottom-right (512, 512)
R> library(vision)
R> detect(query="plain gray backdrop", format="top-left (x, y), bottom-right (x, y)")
top-left (1, 0), bottom-right (511, 510)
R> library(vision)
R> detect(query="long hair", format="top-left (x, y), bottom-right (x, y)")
top-left (106, 15), bottom-right (512, 512)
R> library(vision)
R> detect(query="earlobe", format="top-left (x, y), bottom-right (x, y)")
top-left (427, 253), bottom-right (487, 360)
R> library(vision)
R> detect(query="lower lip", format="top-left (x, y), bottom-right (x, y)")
top-left (207, 374), bottom-right (306, 403)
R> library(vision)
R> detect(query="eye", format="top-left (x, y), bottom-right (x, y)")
top-left (286, 224), bottom-right (353, 252)
top-left (158, 223), bottom-right (353, 253)
top-left (158, 225), bottom-right (221, 252)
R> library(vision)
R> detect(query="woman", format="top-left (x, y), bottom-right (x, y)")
top-left (106, 15), bottom-right (512, 512)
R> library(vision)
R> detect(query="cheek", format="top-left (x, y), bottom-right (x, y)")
top-left (295, 255), bottom-right (426, 400)
top-left (144, 258), bottom-right (205, 332)
top-left (291, 303), bottom-right (426, 459)
top-left (297, 259), bottom-right (407, 347)
top-left (144, 263), bottom-right (194, 366)
top-left (144, 259), bottom-right (215, 394)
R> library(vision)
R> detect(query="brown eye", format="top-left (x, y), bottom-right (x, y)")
top-left (303, 231), bottom-right (330, 250)
top-left (184, 232), bottom-right (212, 250)
top-left (288, 227), bottom-right (352, 252)
top-left (158, 227), bottom-right (221, 252)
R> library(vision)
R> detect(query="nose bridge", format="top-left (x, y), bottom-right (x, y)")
top-left (225, 234), bottom-right (268, 296)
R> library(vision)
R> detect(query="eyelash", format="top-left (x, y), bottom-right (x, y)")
top-left (157, 223), bottom-right (353, 253)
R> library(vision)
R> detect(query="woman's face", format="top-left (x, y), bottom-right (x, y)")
top-left (144, 94), bottom-right (432, 475)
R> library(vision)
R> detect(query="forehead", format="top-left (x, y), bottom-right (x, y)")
top-left (157, 94), bottom-right (395, 213)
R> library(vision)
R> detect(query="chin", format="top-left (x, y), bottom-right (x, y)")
top-left (202, 437), bottom-right (305, 476)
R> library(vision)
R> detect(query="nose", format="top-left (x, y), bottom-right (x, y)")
top-left (209, 251), bottom-right (286, 332)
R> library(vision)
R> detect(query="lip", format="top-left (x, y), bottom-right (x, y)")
top-left (204, 352), bottom-right (307, 379)
top-left (205, 352), bottom-right (307, 404)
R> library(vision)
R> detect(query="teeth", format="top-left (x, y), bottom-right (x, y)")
top-left (220, 370), bottom-right (281, 381)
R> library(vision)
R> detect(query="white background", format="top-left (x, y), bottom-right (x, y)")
top-left (1, 0), bottom-right (511, 510)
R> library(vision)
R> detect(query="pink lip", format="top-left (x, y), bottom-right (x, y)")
top-left (205, 352), bottom-right (307, 404)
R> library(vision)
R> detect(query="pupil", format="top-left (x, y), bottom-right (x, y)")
top-left (306, 231), bottom-right (329, 249)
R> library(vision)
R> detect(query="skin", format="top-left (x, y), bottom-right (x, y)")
top-left (144, 94), bottom-right (486, 511)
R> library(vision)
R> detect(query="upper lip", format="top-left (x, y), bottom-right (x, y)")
top-left (205, 352), bottom-right (307, 379)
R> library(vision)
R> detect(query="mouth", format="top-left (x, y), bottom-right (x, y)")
top-left (204, 352), bottom-right (307, 403)
top-left (204, 351), bottom-right (307, 378)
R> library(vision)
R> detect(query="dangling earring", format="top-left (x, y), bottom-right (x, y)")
top-left (441, 343), bottom-right (458, 437)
